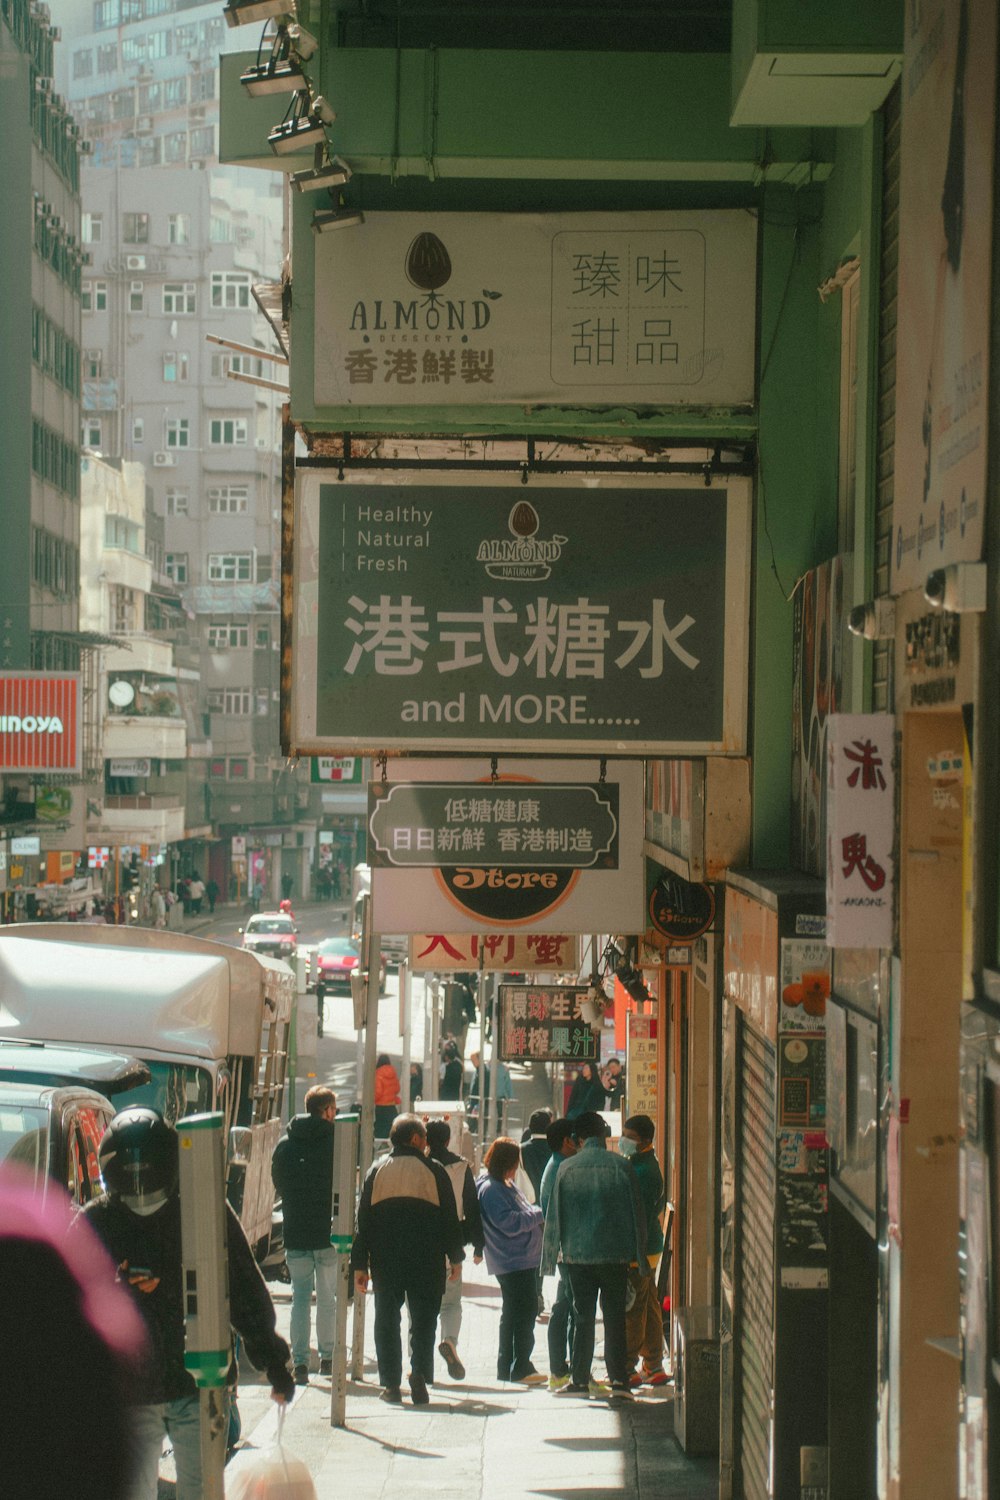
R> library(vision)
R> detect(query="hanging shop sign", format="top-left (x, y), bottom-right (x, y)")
top-left (291, 474), bottom-right (751, 756)
top-left (369, 780), bottom-right (618, 870)
top-left (231, 835), bottom-right (246, 856)
top-left (892, 0), bottom-right (997, 591)
top-left (498, 984), bottom-right (597, 1063)
top-left (109, 758), bottom-right (152, 778)
top-left (826, 714), bottom-right (895, 949)
top-left (310, 756), bottom-right (361, 783)
top-left (370, 758), bottom-right (643, 935)
top-left (87, 846), bottom-right (110, 869)
top-left (36, 784), bottom-right (87, 853)
top-left (626, 1014), bottom-right (658, 1116)
top-left (0, 672), bottom-right (80, 774)
top-left (11, 836), bottom-right (40, 856)
top-left (408, 931), bottom-right (580, 973)
top-left (313, 210), bottom-right (757, 409)
top-left (646, 865), bottom-right (716, 941)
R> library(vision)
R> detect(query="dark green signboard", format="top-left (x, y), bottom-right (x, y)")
top-left (368, 780), bottom-right (619, 869)
top-left (302, 482), bottom-right (747, 755)
top-left (498, 984), bottom-right (597, 1063)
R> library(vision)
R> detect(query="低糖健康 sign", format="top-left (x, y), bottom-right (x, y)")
top-left (368, 781), bottom-right (618, 870)
top-left (0, 672), bottom-right (81, 774)
top-left (291, 474), bottom-right (750, 757)
top-left (498, 985), bottom-right (597, 1063)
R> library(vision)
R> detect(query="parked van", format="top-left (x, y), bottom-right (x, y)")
top-left (350, 863), bottom-right (408, 968)
top-left (0, 925), bottom-right (294, 1259)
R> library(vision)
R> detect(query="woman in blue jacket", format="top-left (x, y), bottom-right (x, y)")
top-left (477, 1138), bottom-right (546, 1385)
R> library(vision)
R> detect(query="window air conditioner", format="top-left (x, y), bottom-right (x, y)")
top-left (152, 451), bottom-right (176, 467)
top-left (125, 254), bottom-right (146, 271)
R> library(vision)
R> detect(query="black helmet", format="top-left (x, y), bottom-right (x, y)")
top-left (99, 1107), bottom-right (178, 1216)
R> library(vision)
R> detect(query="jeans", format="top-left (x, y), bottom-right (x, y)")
top-left (566, 1261), bottom-right (629, 1386)
top-left (496, 1267), bottom-right (538, 1380)
top-left (547, 1264), bottom-right (576, 1377)
top-left (128, 1391), bottom-right (229, 1500)
top-left (374, 1272), bottom-right (442, 1387)
top-left (286, 1246), bottom-right (338, 1367)
top-left (439, 1263), bottom-right (463, 1345)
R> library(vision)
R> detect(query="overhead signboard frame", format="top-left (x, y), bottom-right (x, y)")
top-left (289, 471), bottom-right (751, 758)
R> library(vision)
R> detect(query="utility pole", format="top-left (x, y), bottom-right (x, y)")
top-left (351, 892), bottom-right (381, 1381)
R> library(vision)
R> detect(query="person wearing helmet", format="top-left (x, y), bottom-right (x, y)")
top-left (80, 1107), bottom-right (296, 1500)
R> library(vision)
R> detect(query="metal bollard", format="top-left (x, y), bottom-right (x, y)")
top-left (330, 1114), bottom-right (360, 1427)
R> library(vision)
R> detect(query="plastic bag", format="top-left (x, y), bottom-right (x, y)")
top-left (226, 1408), bottom-right (317, 1500)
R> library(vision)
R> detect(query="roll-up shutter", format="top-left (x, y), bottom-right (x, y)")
top-left (737, 1019), bottom-right (777, 1500)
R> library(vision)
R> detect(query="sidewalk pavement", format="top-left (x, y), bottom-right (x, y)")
top-left (220, 1259), bottom-right (718, 1500)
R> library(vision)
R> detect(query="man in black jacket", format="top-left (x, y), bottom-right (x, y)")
top-left (271, 1084), bottom-right (337, 1384)
top-left (352, 1113), bottom-right (465, 1405)
top-left (81, 1107), bottom-right (294, 1500)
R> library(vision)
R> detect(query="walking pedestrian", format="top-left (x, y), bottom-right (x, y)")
top-left (440, 1040), bottom-right (464, 1101)
top-left (477, 1137), bottom-right (546, 1386)
top-left (351, 1114), bottom-right (464, 1406)
top-left (270, 1086), bottom-right (338, 1385)
top-left (205, 877), bottom-right (219, 915)
top-left (425, 1119), bottom-right (484, 1381)
top-left (187, 874), bottom-right (204, 915)
top-left (79, 1108), bottom-right (295, 1499)
top-left (521, 1107), bottom-right (555, 1314)
top-left (409, 1060), bottom-right (425, 1103)
top-left (541, 1110), bottom-right (646, 1401)
top-left (251, 880), bottom-right (263, 914)
top-left (620, 1113), bottom-right (669, 1387)
top-left (565, 1060), bottom-right (607, 1119)
top-left (150, 886), bottom-right (166, 930)
top-left (374, 1054), bottom-right (401, 1138)
top-left (539, 1118), bottom-right (579, 1390)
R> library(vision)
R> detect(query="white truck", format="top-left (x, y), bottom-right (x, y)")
top-left (350, 862), bottom-right (408, 967)
top-left (0, 924), bottom-right (294, 1261)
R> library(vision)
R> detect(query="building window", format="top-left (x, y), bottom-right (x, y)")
top-left (254, 625), bottom-right (270, 649)
top-left (138, 138), bottom-right (162, 168)
top-left (131, 417), bottom-right (144, 444)
top-left (122, 212), bottom-right (150, 244)
top-left (206, 692), bottom-right (224, 714)
top-left (164, 552), bottom-right (188, 584)
top-left (223, 689), bottom-right (251, 715)
top-left (210, 272), bottom-right (251, 310)
top-left (94, 0), bottom-right (120, 30)
top-left (163, 132), bottom-right (187, 164)
top-left (82, 281), bottom-right (108, 313)
top-left (209, 755), bottom-right (226, 776)
top-left (82, 212), bottom-right (102, 243)
top-left (208, 486), bottom-right (249, 514)
top-left (229, 757), bottom-right (249, 779)
top-left (208, 417), bottom-right (248, 447)
top-left (190, 126), bottom-right (215, 159)
top-left (128, 280), bottom-right (144, 313)
top-left (168, 213), bottom-right (190, 246)
top-left (162, 351), bottom-right (189, 382)
top-left (164, 418), bottom-right (189, 448)
top-left (207, 622), bottom-right (249, 649)
top-left (105, 514), bottom-right (141, 552)
top-left (73, 48), bottom-right (94, 78)
top-left (84, 349), bottom-right (102, 379)
top-left (110, 585), bottom-right (136, 634)
top-left (82, 418), bottom-right (102, 449)
top-left (97, 42), bottom-right (117, 71)
top-left (165, 489), bottom-right (188, 516)
top-left (208, 552), bottom-right (252, 582)
top-left (163, 283), bottom-right (196, 315)
top-left (255, 690), bottom-right (269, 716)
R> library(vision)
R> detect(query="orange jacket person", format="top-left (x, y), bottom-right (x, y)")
top-left (374, 1055), bottom-right (401, 1139)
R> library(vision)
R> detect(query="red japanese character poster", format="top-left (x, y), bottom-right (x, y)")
top-left (826, 714), bottom-right (895, 948)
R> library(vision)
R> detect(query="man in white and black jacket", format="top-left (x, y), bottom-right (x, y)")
top-left (351, 1113), bottom-right (465, 1406)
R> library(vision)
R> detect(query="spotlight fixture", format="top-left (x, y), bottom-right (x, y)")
top-left (924, 561), bottom-right (987, 612)
top-left (311, 206), bottom-right (365, 233)
top-left (287, 22), bottom-right (318, 59)
top-left (847, 598), bottom-right (895, 640)
top-left (614, 956), bottom-right (651, 1005)
top-left (292, 151), bottom-right (352, 192)
top-left (223, 0), bottom-right (291, 29)
top-left (268, 94), bottom-right (335, 156)
top-left (241, 27), bottom-right (308, 97)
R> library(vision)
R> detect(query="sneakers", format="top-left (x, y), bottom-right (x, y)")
top-left (517, 1371), bottom-right (548, 1387)
top-left (319, 1357), bottom-right (333, 1377)
top-left (379, 1386), bottom-right (402, 1404)
top-left (588, 1380), bottom-right (612, 1398)
top-left (610, 1381), bottom-right (635, 1401)
top-left (409, 1373), bottom-right (430, 1405)
top-left (438, 1339), bottom-right (466, 1381)
top-left (561, 1379), bottom-right (611, 1398)
top-left (293, 1364), bottom-right (309, 1387)
top-left (645, 1370), bottom-right (670, 1387)
top-left (548, 1373), bottom-right (572, 1392)
top-left (627, 1373), bottom-right (643, 1389)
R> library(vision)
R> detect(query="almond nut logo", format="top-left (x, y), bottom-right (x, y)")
top-left (476, 501), bottom-right (568, 582)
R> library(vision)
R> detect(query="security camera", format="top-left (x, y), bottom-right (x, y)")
top-left (923, 561), bottom-right (987, 613)
top-left (847, 598), bottom-right (896, 640)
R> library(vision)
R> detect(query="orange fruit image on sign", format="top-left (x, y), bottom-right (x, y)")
top-left (781, 970), bottom-right (830, 1017)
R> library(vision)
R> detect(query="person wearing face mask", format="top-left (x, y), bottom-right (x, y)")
top-left (80, 1107), bottom-right (296, 1499)
top-left (619, 1114), bottom-right (668, 1388)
